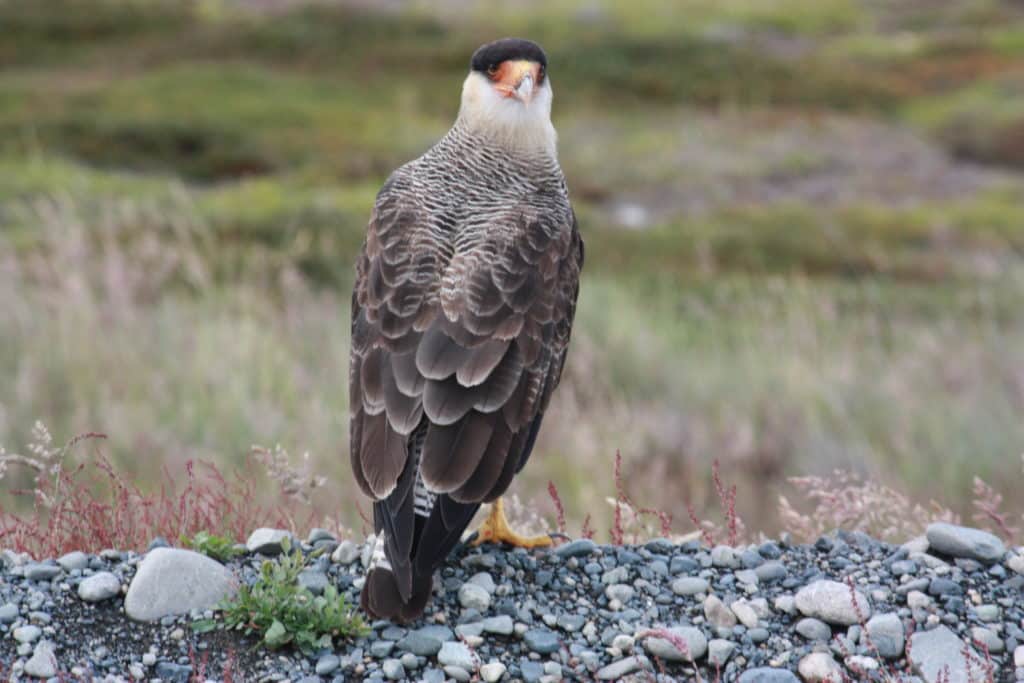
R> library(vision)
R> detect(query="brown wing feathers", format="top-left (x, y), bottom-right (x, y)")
top-left (350, 168), bottom-right (583, 620)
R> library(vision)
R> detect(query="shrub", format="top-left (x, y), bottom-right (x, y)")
top-left (194, 538), bottom-right (367, 652)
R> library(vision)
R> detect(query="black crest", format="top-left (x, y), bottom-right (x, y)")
top-left (470, 38), bottom-right (547, 74)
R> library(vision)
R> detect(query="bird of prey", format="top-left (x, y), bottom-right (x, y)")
top-left (349, 37), bottom-right (583, 622)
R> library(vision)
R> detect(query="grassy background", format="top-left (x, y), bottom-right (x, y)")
top-left (3, 0), bottom-right (1024, 539)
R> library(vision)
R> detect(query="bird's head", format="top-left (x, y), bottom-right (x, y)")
top-left (459, 38), bottom-right (556, 156)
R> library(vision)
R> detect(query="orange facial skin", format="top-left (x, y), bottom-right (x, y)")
top-left (488, 60), bottom-right (543, 102)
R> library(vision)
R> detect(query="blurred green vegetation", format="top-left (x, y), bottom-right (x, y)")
top-left (2, 0), bottom-right (1024, 536)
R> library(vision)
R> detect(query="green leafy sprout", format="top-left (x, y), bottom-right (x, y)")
top-left (193, 538), bottom-right (368, 652)
top-left (181, 530), bottom-right (246, 562)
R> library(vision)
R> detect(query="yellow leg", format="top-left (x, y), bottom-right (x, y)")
top-left (470, 498), bottom-right (553, 549)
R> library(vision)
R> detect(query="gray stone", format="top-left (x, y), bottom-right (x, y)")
top-left (437, 642), bottom-right (475, 670)
top-left (480, 661), bottom-right (506, 682)
top-left (735, 569), bottom-right (759, 586)
top-left (737, 668), bottom-right (800, 683)
top-left (704, 594), bottom-right (737, 629)
top-left (398, 629), bottom-right (446, 656)
top-left (909, 625), bottom-right (988, 683)
top-left (671, 577), bottom-right (709, 596)
top-left (297, 569), bottom-right (328, 595)
top-left (306, 528), bottom-right (336, 544)
top-left (866, 613), bottom-right (904, 659)
top-left (331, 540), bottom-right (361, 565)
top-left (796, 617), bottom-right (831, 642)
top-left (557, 613), bottom-right (585, 632)
top-left (458, 582), bottom-right (491, 611)
top-left (467, 572), bottom-right (496, 594)
top-left (798, 652), bottom-right (843, 682)
top-left (755, 561), bottom-right (788, 583)
top-left (125, 548), bottom-right (234, 621)
top-left (1007, 552), bottom-right (1024, 576)
top-left (730, 599), bottom-right (759, 628)
top-left (371, 640), bottom-right (395, 658)
top-left (245, 528), bottom-right (296, 555)
top-left (974, 604), bottom-right (999, 622)
top-left (0, 602), bottom-right (18, 623)
top-left (382, 658), bottom-right (405, 680)
top-left (926, 523), bottom-right (1004, 564)
top-left (57, 551), bottom-right (89, 572)
top-left (554, 538), bottom-right (597, 558)
top-left (315, 655), bottom-right (340, 675)
top-left (481, 614), bottom-right (514, 635)
top-left (78, 572), bottom-right (121, 602)
top-left (13, 624), bottom-right (41, 643)
top-left (710, 545), bottom-right (740, 568)
top-left (444, 666), bottom-right (471, 682)
top-left (24, 640), bottom-right (58, 678)
top-left (605, 583), bottom-right (635, 604)
top-left (155, 662), bottom-right (192, 682)
top-left (24, 563), bottom-right (62, 582)
top-left (795, 579), bottom-right (871, 626)
top-left (641, 626), bottom-right (707, 661)
top-left (596, 656), bottom-right (648, 680)
top-left (707, 638), bottom-right (735, 667)
top-left (523, 628), bottom-right (561, 654)
top-left (1014, 644), bottom-right (1024, 667)
top-left (970, 626), bottom-right (1003, 653)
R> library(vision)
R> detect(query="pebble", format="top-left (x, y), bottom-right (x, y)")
top-left (523, 628), bottom-right (561, 654)
top-left (315, 655), bottom-right (340, 675)
top-left (331, 540), bottom-right (361, 565)
top-left (795, 617), bottom-right (831, 641)
top-left (909, 624), bottom-right (988, 682)
top-left (865, 612), bottom-right (904, 659)
top-left (641, 626), bottom-right (707, 661)
top-left (794, 579), bottom-right (871, 625)
top-left (711, 545), bottom-right (740, 568)
top-left (707, 638), bottom-right (736, 666)
top-left (13, 626), bottom-right (41, 643)
top-left (671, 576), bottom-right (709, 596)
top-left (480, 661), bottom-right (506, 682)
top-left (458, 582), bottom-right (491, 611)
top-left (798, 652), bottom-right (843, 682)
top-left (737, 667), bottom-right (800, 682)
top-left (56, 551), bottom-right (89, 572)
top-left (926, 523), bottom-right (1005, 564)
top-left (297, 569), bottom-right (328, 595)
top-left (755, 561), bottom-right (787, 583)
top-left (554, 539), bottom-right (597, 558)
top-left (596, 655), bottom-right (647, 680)
top-left (437, 642), bottom-right (475, 670)
top-left (605, 583), bottom-right (634, 603)
top-left (381, 658), bottom-right (405, 680)
top-left (704, 594), bottom-right (738, 629)
top-left (731, 599), bottom-right (760, 628)
top-left (0, 602), bottom-right (18, 623)
top-left (124, 548), bottom-right (233, 620)
top-left (245, 528), bottom-right (296, 555)
top-left (78, 571), bottom-right (122, 602)
top-left (481, 614), bottom-right (514, 635)
top-left (970, 626), bottom-right (1004, 653)
top-left (24, 640), bottom-right (58, 678)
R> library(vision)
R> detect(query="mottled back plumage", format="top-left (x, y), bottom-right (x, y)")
top-left (350, 38), bottom-right (583, 622)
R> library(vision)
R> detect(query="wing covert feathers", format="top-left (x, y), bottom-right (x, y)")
top-left (351, 161), bottom-right (583, 621)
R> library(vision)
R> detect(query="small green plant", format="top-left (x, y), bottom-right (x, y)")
top-left (194, 539), bottom-right (367, 652)
top-left (182, 530), bottom-right (245, 563)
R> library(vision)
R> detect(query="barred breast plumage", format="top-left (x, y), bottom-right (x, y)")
top-left (350, 38), bottom-right (583, 622)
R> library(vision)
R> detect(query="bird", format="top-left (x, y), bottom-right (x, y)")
top-left (349, 37), bottom-right (583, 622)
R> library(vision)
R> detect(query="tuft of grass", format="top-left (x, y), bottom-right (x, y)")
top-left (195, 538), bottom-right (367, 653)
top-left (181, 530), bottom-right (245, 563)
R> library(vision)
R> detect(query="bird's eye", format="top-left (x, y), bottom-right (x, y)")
top-left (538, 66), bottom-right (546, 82)
top-left (487, 64), bottom-right (499, 77)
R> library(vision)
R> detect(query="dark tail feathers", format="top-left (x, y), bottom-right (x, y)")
top-left (360, 568), bottom-right (433, 623)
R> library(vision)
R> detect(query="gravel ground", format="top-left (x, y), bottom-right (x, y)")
top-left (1, 523), bottom-right (1023, 682)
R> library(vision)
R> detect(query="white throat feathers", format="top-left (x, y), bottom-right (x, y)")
top-left (457, 71), bottom-right (557, 158)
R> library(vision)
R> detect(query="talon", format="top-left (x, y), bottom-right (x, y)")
top-left (470, 498), bottom-right (554, 549)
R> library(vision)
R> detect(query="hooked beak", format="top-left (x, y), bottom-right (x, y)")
top-left (494, 60), bottom-right (540, 104)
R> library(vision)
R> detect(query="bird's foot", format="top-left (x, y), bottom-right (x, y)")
top-left (469, 498), bottom-right (556, 549)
